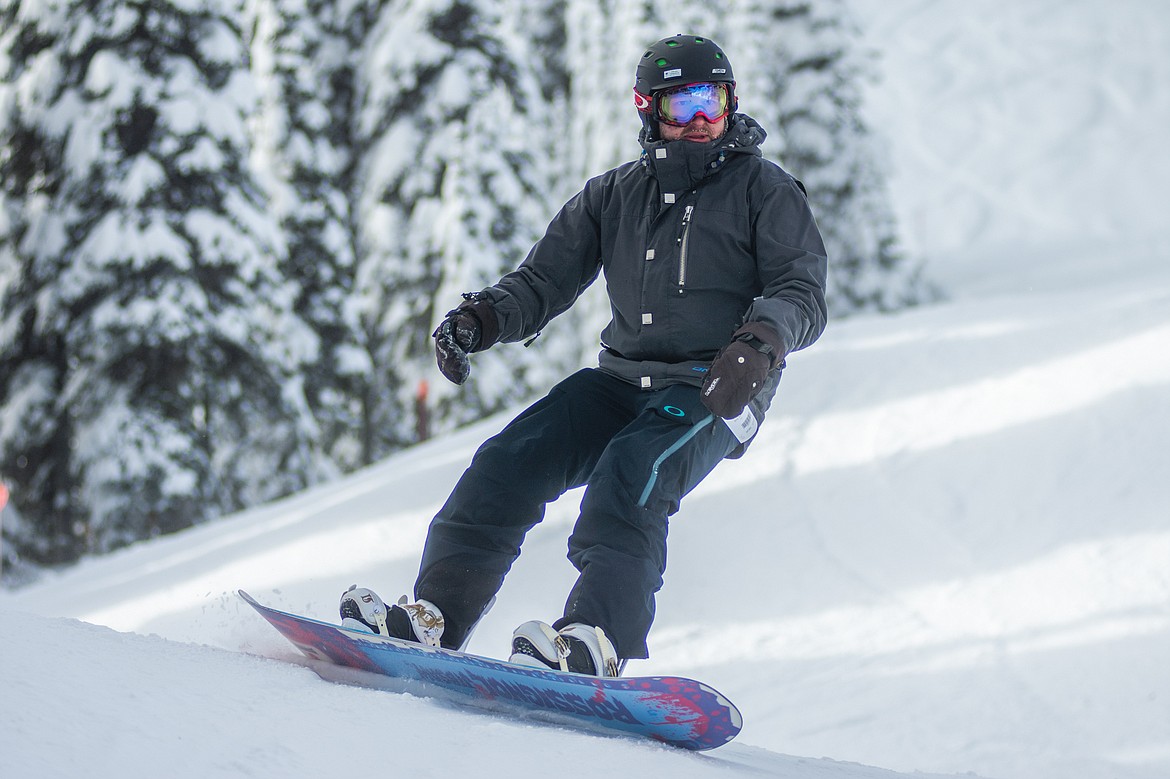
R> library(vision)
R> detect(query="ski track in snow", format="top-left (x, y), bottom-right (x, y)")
top-left (3, 2), bottom-right (1170, 778)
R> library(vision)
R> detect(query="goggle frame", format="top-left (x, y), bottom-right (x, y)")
top-left (635, 81), bottom-right (735, 127)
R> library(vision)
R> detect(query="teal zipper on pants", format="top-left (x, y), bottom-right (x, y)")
top-left (637, 414), bottom-right (715, 508)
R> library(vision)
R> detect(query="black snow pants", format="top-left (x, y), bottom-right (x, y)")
top-left (414, 368), bottom-right (741, 659)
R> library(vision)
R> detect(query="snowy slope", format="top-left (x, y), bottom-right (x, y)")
top-left (1, 608), bottom-right (974, 779)
top-left (3, 2), bottom-right (1170, 778)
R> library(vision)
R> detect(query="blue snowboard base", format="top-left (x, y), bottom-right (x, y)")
top-left (240, 590), bottom-right (741, 750)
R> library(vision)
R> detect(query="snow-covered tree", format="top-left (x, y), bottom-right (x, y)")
top-left (248, 0), bottom-right (372, 470)
top-left (1, 0), bottom-right (91, 563)
top-left (0, 0), bottom-right (322, 564)
top-left (724, 0), bottom-right (930, 313)
top-left (352, 0), bottom-right (583, 449)
top-left (563, 0), bottom-right (660, 180)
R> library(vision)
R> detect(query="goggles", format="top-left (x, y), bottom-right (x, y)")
top-left (654, 82), bottom-right (732, 126)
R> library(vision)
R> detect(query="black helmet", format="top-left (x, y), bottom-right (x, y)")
top-left (633, 34), bottom-right (737, 119)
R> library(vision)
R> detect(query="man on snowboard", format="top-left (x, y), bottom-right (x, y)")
top-left (342, 34), bottom-right (828, 676)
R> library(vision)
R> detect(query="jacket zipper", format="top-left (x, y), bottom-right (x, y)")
top-left (678, 204), bottom-right (694, 288)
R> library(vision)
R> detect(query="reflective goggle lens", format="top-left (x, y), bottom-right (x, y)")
top-left (656, 83), bottom-right (730, 126)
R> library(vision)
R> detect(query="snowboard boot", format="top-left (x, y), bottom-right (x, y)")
top-left (509, 620), bottom-right (622, 677)
top-left (339, 585), bottom-right (445, 647)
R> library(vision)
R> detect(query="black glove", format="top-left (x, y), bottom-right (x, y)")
top-left (700, 323), bottom-right (784, 419)
top-left (433, 295), bottom-right (499, 385)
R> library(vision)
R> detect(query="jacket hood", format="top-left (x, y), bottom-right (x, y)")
top-left (639, 113), bottom-right (767, 194)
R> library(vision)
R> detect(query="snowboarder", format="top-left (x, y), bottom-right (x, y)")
top-left (343, 34), bottom-right (828, 676)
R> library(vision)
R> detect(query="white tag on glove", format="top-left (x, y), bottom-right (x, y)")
top-left (722, 406), bottom-right (759, 444)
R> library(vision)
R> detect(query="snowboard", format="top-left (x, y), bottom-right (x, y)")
top-left (239, 590), bottom-right (741, 750)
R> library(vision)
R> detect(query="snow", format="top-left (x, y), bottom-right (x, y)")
top-left (2, 1), bottom-right (1169, 777)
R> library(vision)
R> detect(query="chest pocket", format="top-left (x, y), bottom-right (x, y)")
top-left (678, 209), bottom-right (757, 294)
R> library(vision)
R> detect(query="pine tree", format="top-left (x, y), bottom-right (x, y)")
top-left (352, 0), bottom-right (579, 448)
top-left (564, 0), bottom-right (660, 180)
top-left (724, 0), bottom-right (930, 314)
top-left (248, 0), bottom-right (371, 471)
top-left (1, 0), bottom-right (90, 563)
top-left (505, 0), bottom-right (571, 186)
top-left (0, 0), bottom-right (321, 564)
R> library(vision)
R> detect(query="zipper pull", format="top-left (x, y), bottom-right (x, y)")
top-left (682, 204), bottom-right (694, 225)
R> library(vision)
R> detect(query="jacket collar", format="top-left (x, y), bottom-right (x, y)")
top-left (639, 114), bottom-right (766, 195)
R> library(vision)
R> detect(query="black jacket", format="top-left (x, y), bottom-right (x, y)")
top-left (480, 114), bottom-right (828, 426)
